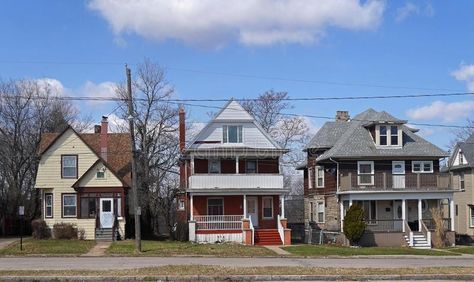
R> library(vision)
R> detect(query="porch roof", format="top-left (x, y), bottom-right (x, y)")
top-left (338, 190), bottom-right (454, 201)
top-left (187, 188), bottom-right (289, 195)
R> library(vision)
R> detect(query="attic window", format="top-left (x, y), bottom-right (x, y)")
top-left (223, 125), bottom-right (242, 143)
top-left (459, 151), bottom-right (464, 164)
top-left (376, 125), bottom-right (401, 147)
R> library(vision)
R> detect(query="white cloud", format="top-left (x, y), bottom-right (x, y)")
top-left (34, 78), bottom-right (66, 95)
top-left (395, 2), bottom-right (434, 22)
top-left (79, 81), bottom-right (116, 105)
top-left (406, 100), bottom-right (474, 123)
top-left (88, 0), bottom-right (385, 47)
top-left (451, 64), bottom-right (474, 92)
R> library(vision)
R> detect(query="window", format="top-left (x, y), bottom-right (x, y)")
top-left (459, 151), bottom-right (464, 164)
top-left (62, 194), bottom-right (77, 217)
top-left (310, 202), bottom-right (314, 222)
top-left (308, 167), bottom-right (313, 189)
top-left (379, 126), bottom-right (387, 145)
top-left (246, 160), bottom-right (257, 173)
top-left (460, 172), bottom-right (465, 190)
top-left (178, 199), bottom-right (185, 210)
top-left (80, 197), bottom-right (96, 218)
top-left (96, 167), bottom-right (106, 179)
top-left (390, 126), bottom-right (399, 146)
top-left (44, 193), bottom-right (53, 218)
top-left (207, 198), bottom-right (223, 215)
top-left (316, 166), bottom-right (324, 188)
top-left (223, 125), bottom-right (242, 143)
top-left (412, 161), bottom-right (433, 173)
top-left (209, 160), bottom-right (220, 174)
top-left (358, 161), bottom-right (374, 185)
top-left (262, 197), bottom-right (273, 218)
top-left (355, 200), bottom-right (377, 224)
top-left (470, 206), bottom-right (474, 227)
top-left (316, 201), bottom-right (325, 223)
top-left (61, 155), bottom-right (77, 178)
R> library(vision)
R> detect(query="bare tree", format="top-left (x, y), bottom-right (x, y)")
top-left (116, 59), bottom-right (181, 238)
top-left (0, 79), bottom-right (76, 235)
top-left (448, 118), bottom-right (474, 150)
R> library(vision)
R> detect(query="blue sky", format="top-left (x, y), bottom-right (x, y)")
top-left (1, 0), bottom-right (473, 149)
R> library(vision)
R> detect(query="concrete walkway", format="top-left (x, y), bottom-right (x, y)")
top-left (0, 238), bottom-right (18, 250)
top-left (81, 241), bottom-right (112, 257)
top-left (0, 256), bottom-right (473, 270)
top-left (264, 245), bottom-right (291, 255)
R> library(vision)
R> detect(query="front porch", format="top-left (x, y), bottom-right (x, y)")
top-left (188, 194), bottom-right (291, 245)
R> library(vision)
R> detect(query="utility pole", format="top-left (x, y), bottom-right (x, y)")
top-left (126, 64), bottom-right (141, 252)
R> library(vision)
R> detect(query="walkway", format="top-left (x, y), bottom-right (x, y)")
top-left (0, 238), bottom-right (18, 250)
top-left (81, 241), bottom-right (112, 257)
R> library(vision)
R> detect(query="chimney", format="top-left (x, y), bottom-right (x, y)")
top-left (179, 108), bottom-right (186, 151)
top-left (100, 116), bottom-right (108, 161)
top-left (336, 111), bottom-right (350, 122)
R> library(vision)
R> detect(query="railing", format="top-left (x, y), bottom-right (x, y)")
top-left (364, 219), bottom-right (404, 232)
top-left (339, 172), bottom-right (452, 191)
top-left (404, 220), bottom-right (414, 247)
top-left (189, 174), bottom-right (284, 189)
top-left (422, 218), bottom-right (451, 231)
top-left (420, 220), bottom-right (432, 248)
top-left (277, 215), bottom-right (285, 245)
top-left (194, 215), bottom-right (243, 230)
top-left (249, 215), bottom-right (255, 245)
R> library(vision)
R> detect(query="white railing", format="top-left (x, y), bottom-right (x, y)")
top-left (194, 215), bottom-right (243, 230)
top-left (404, 220), bottom-right (413, 247)
top-left (189, 174), bottom-right (284, 189)
top-left (277, 214), bottom-right (285, 245)
top-left (420, 220), bottom-right (432, 248)
top-left (249, 215), bottom-right (255, 245)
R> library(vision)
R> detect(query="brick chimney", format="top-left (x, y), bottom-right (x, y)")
top-left (336, 111), bottom-right (350, 122)
top-left (100, 116), bottom-right (108, 161)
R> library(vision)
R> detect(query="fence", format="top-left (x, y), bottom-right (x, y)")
top-left (194, 215), bottom-right (243, 230)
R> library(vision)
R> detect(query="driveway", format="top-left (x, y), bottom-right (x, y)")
top-left (0, 256), bottom-right (473, 270)
top-left (0, 238), bottom-right (18, 249)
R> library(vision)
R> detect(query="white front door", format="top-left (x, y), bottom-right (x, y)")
top-left (393, 200), bottom-right (404, 230)
top-left (392, 161), bottom-right (405, 188)
top-left (100, 198), bottom-right (114, 228)
top-left (246, 197), bottom-right (258, 227)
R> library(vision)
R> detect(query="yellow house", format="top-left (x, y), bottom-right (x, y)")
top-left (35, 117), bottom-right (131, 240)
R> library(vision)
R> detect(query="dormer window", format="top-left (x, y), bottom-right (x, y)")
top-left (376, 125), bottom-right (401, 147)
top-left (223, 125), bottom-right (242, 143)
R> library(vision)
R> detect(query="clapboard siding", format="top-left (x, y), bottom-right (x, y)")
top-left (75, 161), bottom-right (123, 187)
top-left (214, 101), bottom-right (253, 120)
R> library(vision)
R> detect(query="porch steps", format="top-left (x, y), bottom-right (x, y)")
top-left (95, 228), bottom-right (113, 241)
top-left (404, 232), bottom-right (431, 249)
top-left (255, 229), bottom-right (282, 245)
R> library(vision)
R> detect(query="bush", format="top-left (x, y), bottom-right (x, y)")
top-left (343, 204), bottom-right (366, 246)
top-left (430, 207), bottom-right (447, 248)
top-left (53, 223), bottom-right (78, 239)
top-left (31, 219), bottom-right (51, 239)
top-left (78, 228), bottom-right (86, 240)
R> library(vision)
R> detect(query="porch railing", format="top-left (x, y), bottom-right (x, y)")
top-left (277, 215), bottom-right (285, 245)
top-left (404, 220), bottom-right (414, 247)
top-left (420, 220), bottom-right (432, 248)
top-left (364, 219), bottom-right (404, 232)
top-left (249, 215), bottom-right (255, 245)
top-left (422, 218), bottom-right (451, 231)
top-left (194, 215), bottom-right (243, 230)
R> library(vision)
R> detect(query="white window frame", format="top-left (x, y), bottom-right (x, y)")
top-left (316, 201), bottom-right (325, 223)
top-left (459, 151), bottom-right (464, 165)
top-left (308, 167), bottom-right (313, 189)
top-left (223, 125), bottom-right (243, 143)
top-left (262, 196), bottom-right (273, 219)
top-left (62, 194), bottom-right (77, 218)
top-left (412, 161), bottom-right (433, 173)
top-left (208, 159), bottom-right (220, 174)
top-left (44, 193), bottom-right (53, 218)
top-left (376, 125), bottom-right (401, 147)
top-left (460, 172), bottom-right (465, 191)
top-left (316, 166), bottom-right (324, 188)
top-left (390, 125), bottom-right (399, 146)
top-left (178, 199), bottom-right (185, 211)
top-left (357, 161), bottom-right (374, 185)
top-left (379, 125), bottom-right (388, 146)
top-left (470, 205), bottom-right (474, 228)
top-left (96, 166), bottom-right (106, 180)
top-left (61, 155), bottom-right (77, 179)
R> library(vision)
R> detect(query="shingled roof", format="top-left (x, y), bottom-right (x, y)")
top-left (38, 129), bottom-right (132, 187)
top-left (305, 109), bottom-right (448, 162)
top-left (451, 133), bottom-right (474, 169)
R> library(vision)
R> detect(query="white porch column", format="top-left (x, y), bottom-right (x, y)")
top-left (449, 198), bottom-right (455, 231)
top-left (402, 199), bottom-right (406, 232)
top-left (340, 201), bottom-right (344, 232)
top-left (418, 199), bottom-right (422, 232)
top-left (280, 195), bottom-right (285, 218)
top-left (235, 156), bottom-right (239, 174)
top-left (190, 155), bottom-right (195, 175)
top-left (190, 193), bottom-right (194, 221)
top-left (243, 194), bottom-right (247, 218)
top-left (349, 198), bottom-right (353, 207)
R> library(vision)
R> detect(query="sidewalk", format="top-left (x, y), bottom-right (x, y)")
top-left (0, 238), bottom-right (18, 250)
top-left (81, 241), bottom-right (112, 257)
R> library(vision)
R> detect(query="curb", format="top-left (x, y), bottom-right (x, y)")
top-left (1, 274), bottom-right (474, 281)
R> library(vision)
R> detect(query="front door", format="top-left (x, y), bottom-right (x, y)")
top-left (393, 200), bottom-right (404, 230)
top-left (246, 197), bottom-right (259, 227)
top-left (392, 161), bottom-right (405, 188)
top-left (100, 198), bottom-right (114, 228)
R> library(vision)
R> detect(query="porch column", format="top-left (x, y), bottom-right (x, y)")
top-left (280, 195), bottom-right (285, 218)
top-left (190, 193), bottom-right (194, 221)
top-left (340, 201), bottom-right (344, 232)
top-left (449, 198), bottom-right (455, 231)
top-left (418, 199), bottom-right (422, 232)
top-left (190, 155), bottom-right (195, 175)
top-left (235, 156), bottom-right (239, 174)
top-left (349, 198), bottom-right (353, 207)
top-left (243, 194), bottom-right (247, 218)
top-left (402, 199), bottom-right (406, 232)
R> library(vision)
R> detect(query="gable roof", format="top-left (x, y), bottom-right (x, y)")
top-left (450, 132), bottom-right (474, 169)
top-left (186, 99), bottom-right (284, 151)
top-left (38, 128), bottom-right (132, 187)
top-left (305, 108), bottom-right (448, 162)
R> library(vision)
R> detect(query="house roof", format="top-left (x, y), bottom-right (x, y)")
top-left (38, 128), bottom-right (132, 187)
top-left (450, 132), bottom-right (474, 169)
top-left (304, 108), bottom-right (448, 163)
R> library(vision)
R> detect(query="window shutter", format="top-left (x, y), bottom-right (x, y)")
top-left (238, 126), bottom-right (242, 142)
top-left (223, 126), bottom-right (227, 143)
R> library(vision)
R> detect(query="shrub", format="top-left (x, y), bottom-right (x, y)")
top-left (31, 219), bottom-right (51, 239)
top-left (53, 223), bottom-right (78, 239)
top-left (78, 228), bottom-right (86, 240)
top-left (343, 204), bottom-right (366, 246)
top-left (430, 207), bottom-right (447, 248)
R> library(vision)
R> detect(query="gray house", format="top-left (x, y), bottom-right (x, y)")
top-left (299, 109), bottom-right (457, 248)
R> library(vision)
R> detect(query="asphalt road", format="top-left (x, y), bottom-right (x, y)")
top-left (0, 256), bottom-right (473, 270)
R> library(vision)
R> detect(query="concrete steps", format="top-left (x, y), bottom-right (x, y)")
top-left (255, 229), bottom-right (282, 245)
top-left (404, 232), bottom-right (431, 249)
top-left (95, 228), bottom-right (113, 241)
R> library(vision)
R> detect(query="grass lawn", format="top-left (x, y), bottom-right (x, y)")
top-left (282, 245), bottom-right (459, 256)
top-left (446, 246), bottom-right (474, 255)
top-left (0, 239), bottom-right (96, 255)
top-left (107, 240), bottom-right (275, 256)
top-left (0, 265), bottom-right (473, 277)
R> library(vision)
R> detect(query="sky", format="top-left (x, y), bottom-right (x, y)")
top-left (1, 0), bottom-right (473, 150)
